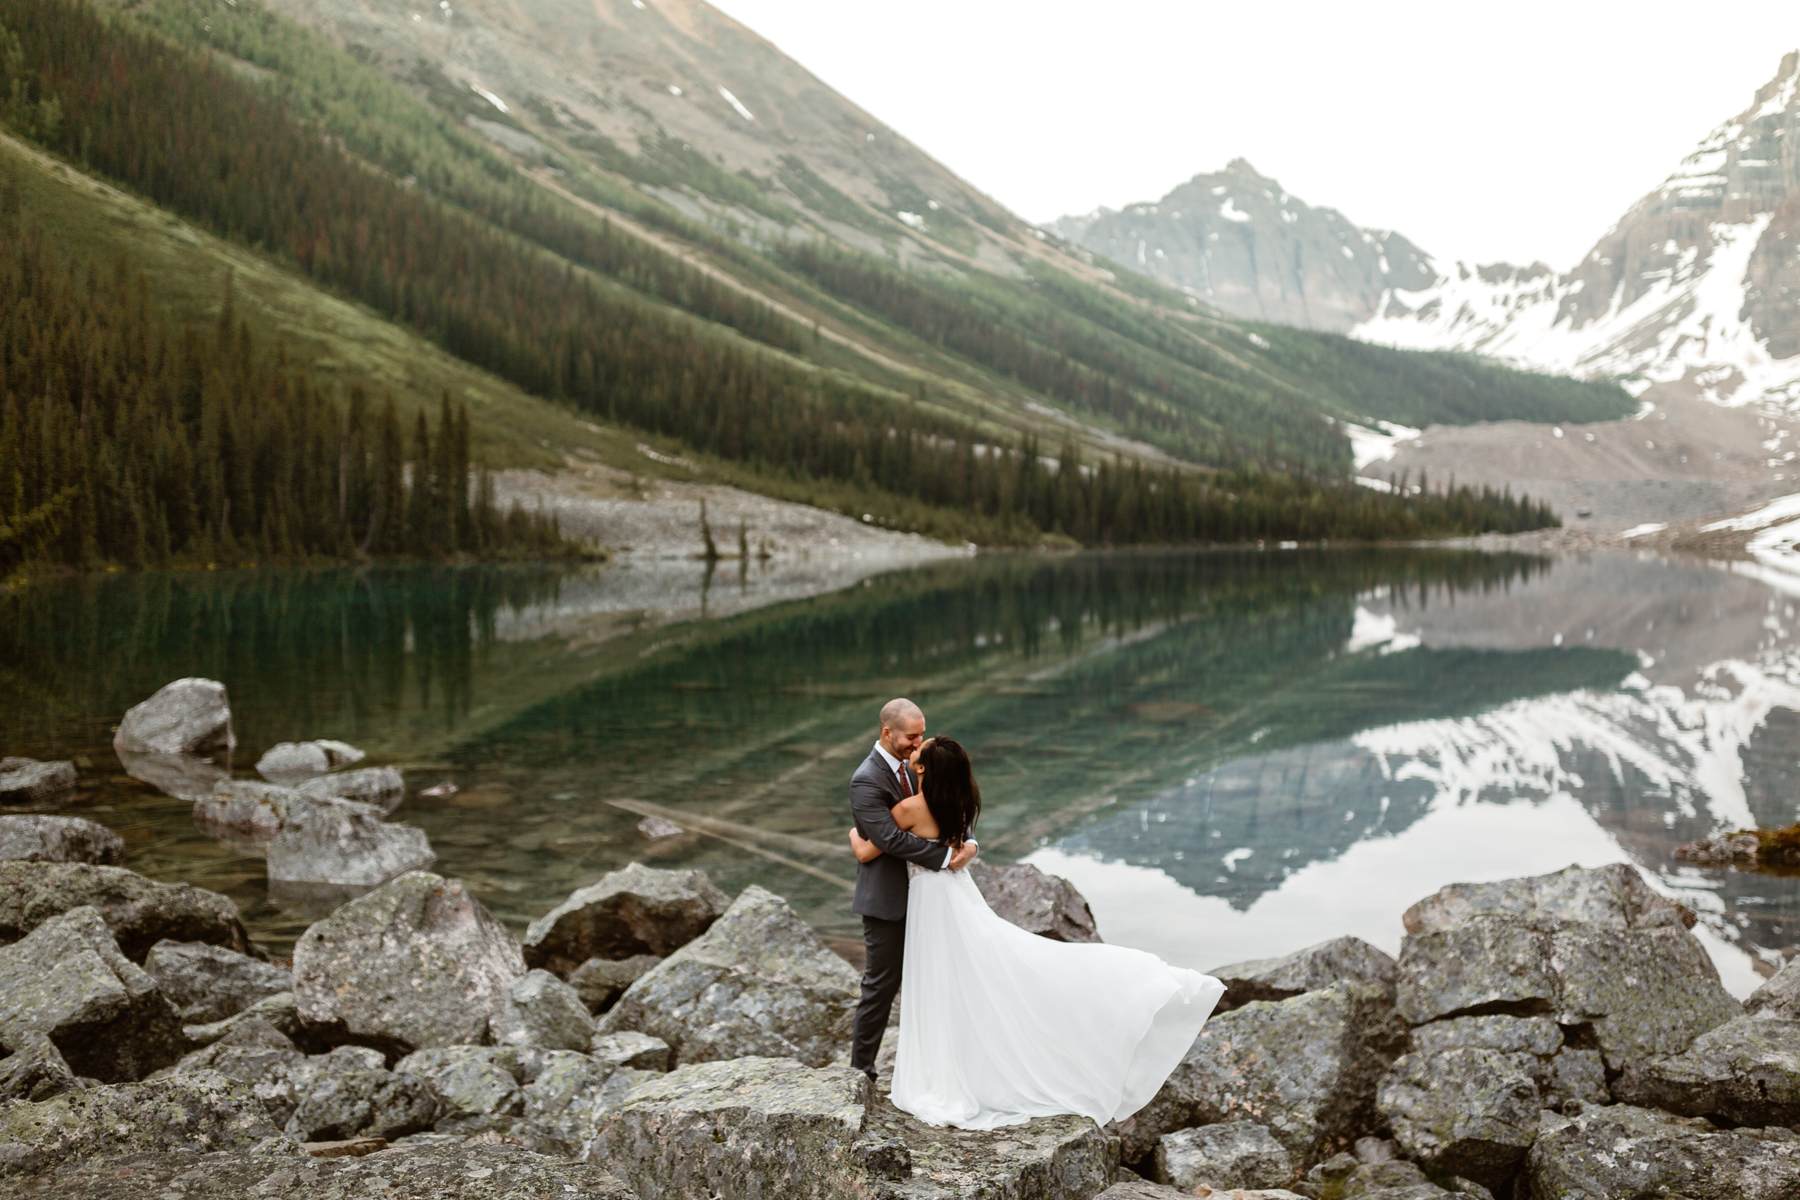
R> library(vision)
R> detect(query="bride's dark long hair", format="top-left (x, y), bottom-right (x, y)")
top-left (919, 737), bottom-right (980, 849)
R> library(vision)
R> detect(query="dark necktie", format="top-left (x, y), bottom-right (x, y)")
top-left (896, 763), bottom-right (913, 796)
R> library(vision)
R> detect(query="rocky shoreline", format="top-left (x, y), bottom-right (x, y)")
top-left (3, 684), bottom-right (1799, 1198)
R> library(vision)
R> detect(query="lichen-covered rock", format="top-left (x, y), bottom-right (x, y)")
top-left (489, 969), bottom-right (595, 1051)
top-left (0, 814), bottom-right (123, 864)
top-left (1525, 1102), bottom-right (1800, 1199)
top-left (0, 1031), bottom-right (82, 1102)
top-left (0, 757), bottom-right (78, 806)
top-left (968, 861), bottom-right (1101, 942)
top-left (291, 871), bottom-right (525, 1052)
top-left (569, 954), bottom-right (663, 1014)
top-left (161, 1016), bottom-right (305, 1096)
top-left (113, 678), bottom-right (236, 758)
top-left (1748, 956), bottom-right (1800, 1018)
top-left (0, 906), bottom-right (185, 1082)
top-left (1614, 1013), bottom-right (1800, 1126)
top-left (0, 1071), bottom-right (296, 1178)
top-left (1154, 1119), bottom-right (1293, 1190)
top-left (266, 800), bottom-right (434, 889)
top-left (1304, 1152), bottom-right (1491, 1198)
top-left (0, 861), bottom-right (248, 960)
top-left (395, 1045), bottom-right (522, 1120)
top-left (297, 766), bottom-right (405, 814)
top-left (587, 1057), bottom-right (871, 1200)
top-left (26, 1141), bottom-right (637, 1197)
top-left (514, 1049), bottom-right (650, 1150)
top-left (861, 1089), bottom-right (1119, 1199)
top-left (1405, 1014), bottom-right (1608, 1108)
top-left (524, 863), bottom-right (729, 973)
top-left (1395, 864), bottom-right (1740, 1073)
top-left (144, 940), bottom-right (291, 1024)
top-left (192, 780), bottom-right (371, 838)
top-left (256, 739), bottom-right (364, 784)
top-left (1209, 936), bottom-right (1397, 1012)
top-left (591, 1031), bottom-right (672, 1073)
top-left (596, 885), bottom-right (859, 1067)
top-left (1101, 1186), bottom-right (1305, 1200)
top-left (1376, 1046), bottom-right (1539, 1190)
top-left (184, 990), bottom-right (303, 1047)
top-left (280, 1049), bottom-right (440, 1142)
top-left (1112, 980), bottom-right (1405, 1165)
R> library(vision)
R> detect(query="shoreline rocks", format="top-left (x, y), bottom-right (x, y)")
top-left (0, 814), bottom-right (125, 864)
top-left (0, 757), bottom-right (77, 806)
top-left (523, 863), bottom-right (729, 974)
top-left (0, 860), bottom-right (249, 960)
top-left (113, 678), bottom-right (236, 758)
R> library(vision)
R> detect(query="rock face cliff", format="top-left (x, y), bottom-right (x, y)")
top-left (1058, 52), bottom-right (1800, 409)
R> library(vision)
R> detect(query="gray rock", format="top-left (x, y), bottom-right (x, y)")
top-left (1154, 1119), bottom-right (1294, 1190)
top-left (1305, 1153), bottom-right (1490, 1198)
top-left (1377, 1046), bottom-right (1540, 1189)
top-left (597, 885), bottom-right (859, 1067)
top-left (28, 1141), bottom-right (636, 1197)
top-left (184, 990), bottom-right (303, 1047)
top-left (1111, 980), bottom-right (1405, 1164)
top-left (587, 1057), bottom-right (872, 1200)
top-left (0, 757), bottom-right (77, 806)
top-left (1614, 1013), bottom-right (1800, 1126)
top-left (297, 766), bottom-right (406, 814)
top-left (1404, 1014), bottom-right (1608, 1110)
top-left (569, 953), bottom-right (663, 1014)
top-left (0, 906), bottom-right (185, 1082)
top-left (1748, 955), bottom-right (1800, 1018)
top-left (117, 748), bottom-right (230, 799)
top-left (1098, 1185), bottom-right (1305, 1200)
top-left (489, 968), bottom-right (595, 1051)
top-left (968, 861), bottom-right (1101, 942)
top-left (257, 739), bottom-right (364, 784)
top-left (162, 1016), bottom-right (305, 1094)
top-left (113, 678), bottom-right (236, 757)
top-left (192, 779), bottom-right (365, 838)
top-left (0, 860), bottom-right (249, 960)
top-left (1395, 864), bottom-right (1741, 1073)
top-left (0, 1031), bottom-right (82, 1102)
top-left (291, 871), bottom-right (526, 1052)
top-left (516, 1050), bottom-right (650, 1149)
top-left (592, 1031), bottom-right (672, 1072)
top-left (1210, 936), bottom-right (1398, 1011)
top-left (395, 1045), bottom-right (522, 1120)
top-left (860, 1090), bottom-right (1119, 1199)
top-left (281, 1050), bottom-right (439, 1141)
top-left (638, 815), bottom-right (684, 840)
top-left (0, 1071), bottom-right (296, 1177)
top-left (144, 939), bottom-right (291, 1023)
top-left (1525, 1102), bottom-right (1800, 1199)
top-left (0, 814), bottom-right (124, 864)
top-left (524, 863), bottom-right (729, 974)
top-left (266, 799), bottom-right (435, 887)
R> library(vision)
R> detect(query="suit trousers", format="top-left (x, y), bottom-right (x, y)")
top-left (851, 914), bottom-right (905, 1074)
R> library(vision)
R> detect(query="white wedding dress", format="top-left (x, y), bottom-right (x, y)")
top-left (889, 857), bottom-right (1226, 1130)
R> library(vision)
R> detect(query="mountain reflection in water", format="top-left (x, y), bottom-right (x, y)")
top-left (1, 549), bottom-right (1792, 995)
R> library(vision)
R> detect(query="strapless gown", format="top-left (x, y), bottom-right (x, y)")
top-left (888, 857), bottom-right (1225, 1130)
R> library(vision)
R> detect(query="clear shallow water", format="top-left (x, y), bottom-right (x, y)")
top-left (2, 549), bottom-right (1794, 996)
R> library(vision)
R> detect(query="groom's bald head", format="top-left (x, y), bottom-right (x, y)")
top-left (879, 698), bottom-right (926, 759)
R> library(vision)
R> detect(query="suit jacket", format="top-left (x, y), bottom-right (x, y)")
top-left (850, 747), bottom-right (947, 921)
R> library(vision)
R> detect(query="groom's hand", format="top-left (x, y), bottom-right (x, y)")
top-left (947, 840), bottom-right (979, 872)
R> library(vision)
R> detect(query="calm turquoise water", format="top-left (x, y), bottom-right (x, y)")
top-left (2, 549), bottom-right (1794, 995)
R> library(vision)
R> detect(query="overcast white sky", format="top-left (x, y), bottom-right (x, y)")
top-left (707, 0), bottom-right (1800, 270)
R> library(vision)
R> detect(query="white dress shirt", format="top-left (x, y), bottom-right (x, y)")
top-left (873, 741), bottom-right (956, 869)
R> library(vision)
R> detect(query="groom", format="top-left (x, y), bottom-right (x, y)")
top-left (848, 697), bottom-right (978, 1081)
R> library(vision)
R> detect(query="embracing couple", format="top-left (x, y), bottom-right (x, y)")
top-left (846, 698), bottom-right (1227, 1131)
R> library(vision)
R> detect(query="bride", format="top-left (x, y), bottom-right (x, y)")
top-left (848, 736), bottom-right (1225, 1130)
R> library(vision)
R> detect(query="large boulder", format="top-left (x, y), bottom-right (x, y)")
top-left (0, 1031), bottom-right (82, 1102)
top-left (1405, 1014), bottom-right (1608, 1109)
top-left (860, 1088), bottom-right (1119, 1199)
top-left (0, 1071), bottom-right (295, 1178)
top-left (113, 678), bottom-right (236, 757)
top-left (1395, 863), bottom-right (1741, 1072)
top-left (1111, 980), bottom-right (1406, 1165)
top-left (1209, 936), bottom-right (1398, 1012)
top-left (1376, 1046), bottom-right (1540, 1190)
top-left (1155, 1120), bottom-right (1294, 1191)
top-left (278, 1046), bottom-right (440, 1142)
top-left (1748, 956), bottom-right (1800, 1018)
top-left (0, 814), bottom-right (124, 864)
top-left (488, 968), bottom-right (595, 1051)
top-left (587, 1056), bottom-right (872, 1200)
top-left (515, 1049), bottom-right (655, 1152)
top-left (969, 861), bottom-right (1101, 942)
top-left (291, 871), bottom-right (526, 1052)
top-left (144, 939), bottom-right (291, 1024)
top-left (0, 906), bottom-right (185, 1082)
top-left (27, 1141), bottom-right (637, 1198)
top-left (1525, 1103), bottom-right (1800, 1199)
top-left (256, 739), bottom-right (364, 784)
top-left (161, 1015), bottom-right (306, 1097)
top-left (1614, 1013), bottom-right (1800, 1126)
top-left (597, 885), bottom-right (859, 1067)
top-left (395, 1045), bottom-right (523, 1120)
top-left (297, 766), bottom-right (406, 814)
top-left (265, 800), bottom-right (435, 888)
top-left (523, 863), bottom-right (729, 974)
top-left (569, 953), bottom-right (663, 1014)
top-left (0, 758), bottom-right (77, 806)
top-left (0, 861), bottom-right (248, 960)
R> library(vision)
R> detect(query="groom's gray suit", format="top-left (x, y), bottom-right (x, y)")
top-left (848, 745), bottom-right (951, 1076)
